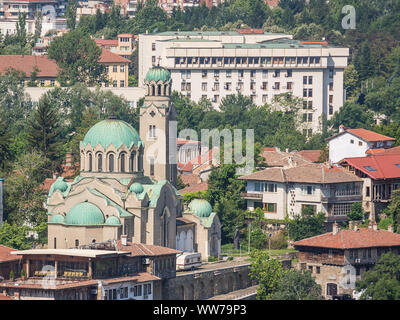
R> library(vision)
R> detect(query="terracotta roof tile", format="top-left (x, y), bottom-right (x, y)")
top-left (179, 181), bottom-right (208, 194)
top-left (95, 39), bottom-right (118, 47)
top-left (346, 129), bottom-right (395, 142)
top-left (296, 150), bottom-right (322, 163)
top-left (294, 228), bottom-right (400, 249)
top-left (0, 55), bottom-right (58, 78)
top-left (116, 241), bottom-right (181, 256)
top-left (371, 146), bottom-right (400, 155)
top-left (0, 245), bottom-right (21, 263)
top-left (261, 150), bottom-right (310, 167)
top-left (98, 49), bottom-right (130, 63)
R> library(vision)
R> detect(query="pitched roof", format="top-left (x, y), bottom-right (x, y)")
top-left (296, 150), bottom-right (322, 163)
top-left (98, 48), bottom-right (130, 63)
top-left (179, 173), bottom-right (201, 187)
top-left (178, 181), bottom-right (208, 194)
top-left (0, 245), bottom-right (21, 263)
top-left (0, 55), bottom-right (58, 77)
top-left (341, 154), bottom-right (400, 180)
top-left (328, 128), bottom-right (396, 143)
top-left (177, 138), bottom-right (200, 146)
top-left (261, 150), bottom-right (310, 168)
top-left (294, 228), bottom-right (400, 249)
top-left (95, 39), bottom-right (118, 47)
top-left (116, 241), bottom-right (181, 256)
top-left (370, 146), bottom-right (400, 155)
top-left (239, 163), bottom-right (362, 184)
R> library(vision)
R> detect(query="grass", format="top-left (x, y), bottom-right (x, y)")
top-left (221, 243), bottom-right (297, 257)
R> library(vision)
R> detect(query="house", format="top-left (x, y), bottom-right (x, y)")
top-left (328, 125), bottom-right (396, 163)
top-left (260, 148), bottom-right (311, 168)
top-left (99, 48), bottom-right (130, 88)
top-left (295, 150), bottom-right (323, 163)
top-left (339, 154), bottom-right (400, 221)
top-left (0, 245), bottom-right (21, 280)
top-left (239, 163), bottom-right (363, 225)
top-left (293, 222), bottom-right (400, 299)
top-left (0, 240), bottom-right (180, 300)
top-left (95, 34), bottom-right (135, 59)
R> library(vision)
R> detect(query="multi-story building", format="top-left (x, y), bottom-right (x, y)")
top-left (328, 125), bottom-right (396, 164)
top-left (76, 0), bottom-right (113, 20)
top-left (95, 33), bottom-right (135, 59)
top-left (293, 222), bottom-right (400, 299)
top-left (139, 30), bottom-right (349, 133)
top-left (239, 163), bottom-right (363, 225)
top-left (100, 48), bottom-right (130, 88)
top-left (339, 154), bottom-right (400, 221)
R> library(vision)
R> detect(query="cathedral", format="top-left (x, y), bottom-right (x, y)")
top-left (46, 66), bottom-right (221, 259)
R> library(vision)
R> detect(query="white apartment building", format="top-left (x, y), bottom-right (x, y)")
top-left (138, 30), bottom-right (349, 134)
top-left (239, 164), bottom-right (363, 224)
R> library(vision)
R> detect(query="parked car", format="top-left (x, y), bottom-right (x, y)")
top-left (176, 252), bottom-right (202, 271)
top-left (332, 294), bottom-right (353, 300)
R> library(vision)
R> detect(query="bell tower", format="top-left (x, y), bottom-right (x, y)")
top-left (140, 66), bottom-right (177, 186)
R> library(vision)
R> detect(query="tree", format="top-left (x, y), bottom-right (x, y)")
top-left (47, 29), bottom-right (107, 85)
top-left (0, 115), bottom-right (12, 171)
top-left (329, 102), bottom-right (375, 130)
top-left (15, 12), bottom-right (27, 51)
top-left (288, 211), bottom-right (325, 241)
top-left (356, 252), bottom-right (400, 300)
top-left (27, 94), bottom-right (64, 173)
top-left (0, 222), bottom-right (34, 250)
top-left (66, 0), bottom-right (77, 30)
top-left (249, 250), bottom-right (283, 300)
top-left (383, 189), bottom-right (400, 232)
top-left (347, 202), bottom-right (365, 221)
top-left (344, 64), bottom-right (360, 100)
top-left (33, 10), bottom-right (42, 45)
top-left (269, 269), bottom-right (323, 300)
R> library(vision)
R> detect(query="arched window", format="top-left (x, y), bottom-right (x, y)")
top-left (157, 84), bottom-right (162, 96)
top-left (75, 239), bottom-right (79, 247)
top-left (129, 152), bottom-right (136, 172)
top-left (97, 153), bottom-right (103, 172)
top-left (138, 152), bottom-right (143, 172)
top-left (151, 85), bottom-right (155, 96)
top-left (88, 153), bottom-right (92, 171)
top-left (120, 153), bottom-right (126, 173)
top-left (108, 154), bottom-right (114, 172)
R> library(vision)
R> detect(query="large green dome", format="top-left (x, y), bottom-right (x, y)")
top-left (49, 214), bottom-right (65, 224)
top-left (65, 202), bottom-right (105, 226)
top-left (188, 199), bottom-right (213, 218)
top-left (82, 119), bottom-right (143, 150)
top-left (144, 66), bottom-right (171, 83)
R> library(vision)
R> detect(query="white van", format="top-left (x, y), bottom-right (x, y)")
top-left (176, 252), bottom-right (202, 271)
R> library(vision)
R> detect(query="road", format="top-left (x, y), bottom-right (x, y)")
top-left (176, 257), bottom-right (250, 275)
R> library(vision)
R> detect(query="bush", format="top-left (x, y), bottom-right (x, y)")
top-left (208, 256), bottom-right (217, 262)
top-left (347, 202), bottom-right (364, 221)
top-left (378, 217), bottom-right (394, 230)
top-left (270, 232), bottom-right (288, 250)
top-left (227, 256), bottom-right (234, 261)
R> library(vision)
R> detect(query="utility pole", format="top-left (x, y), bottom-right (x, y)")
top-left (247, 222), bottom-right (251, 254)
top-left (0, 177), bottom-right (4, 228)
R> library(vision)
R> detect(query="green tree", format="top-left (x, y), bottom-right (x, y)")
top-left (288, 211), bottom-right (325, 241)
top-left (15, 12), bottom-right (27, 51)
top-left (66, 0), bottom-right (77, 30)
top-left (383, 189), bottom-right (400, 232)
top-left (344, 64), bottom-right (360, 100)
top-left (249, 250), bottom-right (283, 300)
top-left (0, 115), bottom-right (12, 171)
top-left (347, 202), bottom-right (365, 221)
top-left (356, 252), bottom-right (400, 300)
top-left (47, 29), bottom-right (107, 85)
top-left (0, 222), bottom-right (33, 250)
top-left (269, 269), bottom-right (323, 300)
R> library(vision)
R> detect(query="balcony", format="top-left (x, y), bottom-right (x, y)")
top-left (240, 192), bottom-right (262, 200)
top-left (321, 194), bottom-right (362, 203)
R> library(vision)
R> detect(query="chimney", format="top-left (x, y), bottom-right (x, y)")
top-left (121, 234), bottom-right (127, 246)
top-left (388, 224), bottom-right (394, 233)
top-left (339, 124), bottom-right (345, 133)
top-left (332, 222), bottom-right (340, 235)
top-left (368, 221), bottom-right (373, 229)
top-left (373, 222), bottom-right (378, 231)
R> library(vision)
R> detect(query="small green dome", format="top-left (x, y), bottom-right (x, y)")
top-left (51, 178), bottom-right (68, 193)
top-left (65, 202), bottom-right (105, 226)
top-left (105, 216), bottom-right (121, 226)
top-left (49, 214), bottom-right (65, 224)
top-left (129, 182), bottom-right (144, 194)
top-left (82, 119), bottom-right (142, 150)
top-left (188, 199), bottom-right (213, 218)
top-left (144, 66), bottom-right (171, 83)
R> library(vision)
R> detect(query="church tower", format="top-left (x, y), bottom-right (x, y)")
top-left (140, 66), bottom-right (177, 186)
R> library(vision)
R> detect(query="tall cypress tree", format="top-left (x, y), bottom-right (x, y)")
top-left (27, 95), bottom-right (63, 173)
top-left (0, 116), bottom-right (11, 171)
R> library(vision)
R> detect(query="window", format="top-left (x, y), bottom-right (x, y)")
top-left (186, 83), bottom-right (191, 91)
top-left (329, 95), bottom-right (333, 104)
top-left (264, 203), bottom-right (277, 213)
top-left (120, 153), bottom-right (126, 173)
top-left (88, 153), bottom-right (92, 171)
top-left (329, 105), bottom-right (333, 115)
top-left (202, 70), bottom-right (207, 78)
top-left (303, 89), bottom-right (307, 97)
top-left (262, 70), bottom-right (268, 79)
top-left (108, 154), bottom-right (114, 172)
top-left (363, 166), bottom-right (376, 172)
top-left (50, 80), bottom-right (55, 86)
top-left (186, 71), bottom-right (191, 79)
top-left (308, 113), bottom-right (313, 122)
top-left (358, 141), bottom-right (363, 146)
top-left (366, 186), bottom-right (370, 197)
top-left (303, 76), bottom-right (307, 85)
top-left (333, 203), bottom-right (352, 216)
top-left (113, 81), bottom-right (117, 88)
top-left (224, 82), bottom-right (231, 91)
top-left (54, 237), bottom-right (57, 249)
top-left (75, 239), bottom-right (79, 247)
top-left (40, 80), bottom-right (45, 86)
top-left (149, 125), bottom-right (156, 138)
top-left (262, 82), bottom-right (268, 90)
top-left (152, 56), bottom-right (156, 65)
top-left (329, 82), bottom-right (333, 91)
top-left (250, 70), bottom-right (256, 78)
top-left (308, 89), bottom-right (313, 97)
top-left (226, 70), bottom-right (232, 78)
top-left (262, 95), bottom-right (268, 103)
top-left (152, 43), bottom-right (156, 51)
top-left (308, 76), bottom-right (313, 85)
top-left (150, 157), bottom-right (155, 176)
top-left (316, 266), bottom-right (320, 274)
top-left (350, 139), bottom-right (354, 144)
top-left (302, 185), bottom-right (315, 195)
top-left (130, 152), bottom-right (136, 172)
top-left (98, 154), bottom-right (103, 172)
top-left (287, 82), bottom-right (293, 90)
top-left (286, 69), bottom-right (292, 77)
top-left (214, 70), bottom-right (219, 78)
top-left (120, 80), bottom-right (125, 87)
top-left (113, 65), bottom-right (117, 72)
top-left (273, 82), bottom-right (280, 90)
top-left (308, 266), bottom-right (313, 273)
top-left (329, 68), bottom-right (334, 79)
top-left (238, 70), bottom-right (244, 78)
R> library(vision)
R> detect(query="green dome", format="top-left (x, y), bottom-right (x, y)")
top-left (49, 214), bottom-right (65, 224)
top-left (82, 119), bottom-right (143, 150)
top-left (144, 66), bottom-right (171, 83)
top-left (188, 199), bottom-right (213, 218)
top-left (105, 216), bottom-right (121, 226)
top-left (65, 202), bottom-right (105, 226)
top-left (51, 178), bottom-right (68, 193)
top-left (129, 182), bottom-right (144, 194)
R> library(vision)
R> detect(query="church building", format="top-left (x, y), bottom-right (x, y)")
top-left (46, 66), bottom-right (221, 259)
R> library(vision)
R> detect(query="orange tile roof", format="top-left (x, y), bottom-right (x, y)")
top-left (117, 241), bottom-right (181, 256)
top-left (0, 55), bottom-right (58, 78)
top-left (296, 150), bottom-right (322, 163)
top-left (0, 245), bottom-right (21, 263)
top-left (261, 150), bottom-right (310, 167)
top-left (236, 28), bottom-right (264, 34)
top-left (95, 39), bottom-right (118, 47)
top-left (98, 49), bottom-right (130, 63)
top-left (370, 146), bottom-right (400, 155)
top-left (341, 154), bottom-right (400, 180)
top-left (366, 148), bottom-right (385, 155)
top-left (346, 128), bottom-right (395, 142)
top-left (294, 228), bottom-right (400, 249)
top-left (0, 294), bottom-right (13, 300)
top-left (178, 181), bottom-right (208, 194)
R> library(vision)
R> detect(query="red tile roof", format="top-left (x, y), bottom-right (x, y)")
top-left (177, 138), bottom-right (200, 146)
top-left (296, 150), bottom-right (322, 163)
top-left (117, 241), bottom-right (181, 256)
top-left (370, 146), bottom-right (400, 155)
top-left (346, 128), bottom-right (395, 142)
top-left (178, 181), bottom-right (208, 194)
top-left (237, 28), bottom-right (264, 34)
top-left (294, 228), bottom-right (400, 249)
top-left (98, 49), bottom-right (130, 63)
top-left (0, 294), bottom-right (13, 300)
top-left (366, 148), bottom-right (385, 155)
top-left (180, 173), bottom-right (201, 187)
top-left (95, 39), bottom-right (118, 47)
top-left (0, 55), bottom-right (58, 78)
top-left (341, 154), bottom-right (400, 180)
top-left (0, 245), bottom-right (21, 263)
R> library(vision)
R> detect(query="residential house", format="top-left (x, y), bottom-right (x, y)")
top-left (340, 154), bottom-right (400, 221)
top-left (239, 163), bottom-right (363, 225)
top-left (293, 222), bottom-right (400, 299)
top-left (95, 33), bottom-right (135, 59)
top-left (99, 48), bottom-right (130, 88)
top-left (328, 125), bottom-right (396, 163)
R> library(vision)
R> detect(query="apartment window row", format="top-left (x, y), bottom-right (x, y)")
top-left (303, 76), bottom-right (313, 85)
top-left (105, 65), bottom-right (125, 73)
top-left (254, 201), bottom-right (277, 213)
top-left (301, 185), bottom-right (316, 195)
top-left (174, 56), bottom-right (321, 67)
top-left (333, 203), bottom-right (352, 216)
top-left (254, 182), bottom-right (277, 193)
top-left (198, 69), bottom-right (293, 79)
top-left (104, 80), bottom-right (125, 88)
top-left (303, 113), bottom-right (313, 122)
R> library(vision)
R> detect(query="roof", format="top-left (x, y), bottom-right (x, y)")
top-left (239, 163), bottom-right (363, 184)
top-left (64, 202), bottom-right (105, 226)
top-left (370, 146), bottom-right (400, 155)
top-left (261, 149), bottom-right (310, 168)
top-left (0, 245), bottom-right (21, 263)
top-left (328, 128), bottom-right (396, 143)
top-left (176, 217), bottom-right (195, 226)
top-left (0, 55), bottom-right (58, 78)
top-left (95, 39), bottom-right (118, 47)
top-left (0, 294), bottom-right (13, 300)
top-left (294, 228), bottom-right (400, 249)
top-left (98, 48), bottom-right (130, 63)
top-left (116, 241), bottom-right (181, 256)
top-left (188, 199), bottom-right (212, 218)
top-left (148, 30), bottom-right (288, 37)
top-left (178, 181), bottom-right (208, 194)
top-left (222, 38), bottom-right (339, 49)
top-left (179, 173), bottom-right (201, 187)
top-left (177, 138), bottom-right (200, 146)
top-left (118, 33), bottom-right (134, 38)
top-left (11, 249), bottom-right (129, 258)
top-left (144, 66), bottom-right (171, 83)
top-left (341, 154), bottom-right (400, 180)
top-left (296, 150), bottom-right (322, 163)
